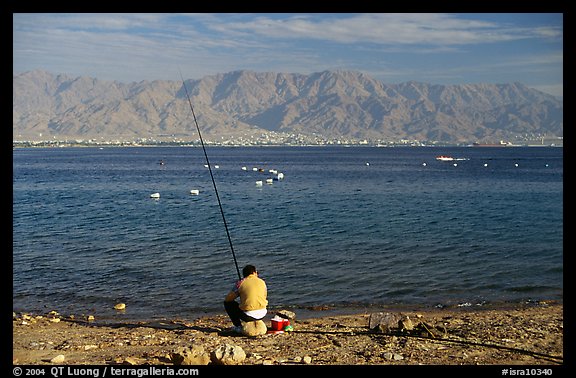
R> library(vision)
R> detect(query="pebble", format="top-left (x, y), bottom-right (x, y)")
top-left (50, 354), bottom-right (65, 363)
top-left (124, 357), bottom-right (141, 365)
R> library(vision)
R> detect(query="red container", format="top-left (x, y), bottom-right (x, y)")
top-left (270, 319), bottom-right (283, 331)
top-left (270, 319), bottom-right (290, 331)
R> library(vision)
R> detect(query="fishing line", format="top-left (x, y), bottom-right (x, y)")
top-left (179, 70), bottom-right (241, 280)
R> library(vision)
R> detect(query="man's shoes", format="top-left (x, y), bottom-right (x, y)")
top-left (230, 325), bottom-right (243, 334)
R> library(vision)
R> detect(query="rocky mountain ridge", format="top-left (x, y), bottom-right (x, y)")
top-left (13, 70), bottom-right (563, 144)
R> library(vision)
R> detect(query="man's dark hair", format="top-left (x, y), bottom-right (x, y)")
top-left (242, 265), bottom-right (257, 277)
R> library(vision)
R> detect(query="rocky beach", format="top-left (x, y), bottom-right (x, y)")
top-left (12, 301), bottom-right (563, 367)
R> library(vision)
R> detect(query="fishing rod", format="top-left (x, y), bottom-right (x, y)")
top-left (179, 70), bottom-right (241, 280)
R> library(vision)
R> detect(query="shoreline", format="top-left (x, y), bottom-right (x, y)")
top-left (13, 297), bottom-right (562, 325)
top-left (13, 300), bottom-right (563, 366)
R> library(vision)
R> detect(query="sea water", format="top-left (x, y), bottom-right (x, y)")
top-left (12, 146), bottom-right (563, 320)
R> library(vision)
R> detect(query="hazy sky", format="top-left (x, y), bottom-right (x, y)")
top-left (13, 13), bottom-right (563, 97)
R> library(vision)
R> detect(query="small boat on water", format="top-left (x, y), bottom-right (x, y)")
top-left (436, 155), bottom-right (470, 162)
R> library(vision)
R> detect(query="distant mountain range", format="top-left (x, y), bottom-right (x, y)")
top-left (13, 70), bottom-right (563, 144)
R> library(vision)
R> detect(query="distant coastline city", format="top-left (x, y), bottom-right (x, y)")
top-left (13, 133), bottom-right (563, 148)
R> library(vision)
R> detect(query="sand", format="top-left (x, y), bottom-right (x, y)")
top-left (13, 301), bottom-right (563, 367)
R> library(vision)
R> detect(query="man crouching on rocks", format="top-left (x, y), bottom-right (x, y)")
top-left (224, 264), bottom-right (268, 333)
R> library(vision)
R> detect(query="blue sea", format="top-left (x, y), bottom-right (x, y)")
top-left (12, 146), bottom-right (563, 321)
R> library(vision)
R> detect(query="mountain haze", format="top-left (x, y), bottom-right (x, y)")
top-left (13, 70), bottom-right (563, 143)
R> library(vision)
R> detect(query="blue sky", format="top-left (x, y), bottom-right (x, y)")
top-left (13, 13), bottom-right (563, 97)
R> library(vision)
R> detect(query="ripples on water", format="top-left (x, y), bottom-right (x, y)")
top-left (13, 146), bottom-right (563, 320)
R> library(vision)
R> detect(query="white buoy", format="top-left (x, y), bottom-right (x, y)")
top-left (252, 167), bottom-right (258, 172)
top-left (150, 192), bottom-right (160, 199)
top-left (366, 162), bottom-right (370, 166)
top-left (514, 163), bottom-right (519, 167)
top-left (484, 163), bottom-right (488, 167)
top-left (241, 166), bottom-right (247, 171)
top-left (214, 165), bottom-right (220, 169)
top-left (190, 189), bottom-right (200, 195)
top-left (256, 181), bottom-right (263, 186)
top-left (204, 164), bottom-right (209, 168)
top-left (422, 163), bottom-right (427, 166)
top-left (453, 163), bottom-right (458, 167)
top-left (266, 178), bottom-right (273, 184)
